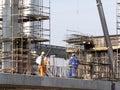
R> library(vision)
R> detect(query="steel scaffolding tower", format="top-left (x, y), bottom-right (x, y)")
top-left (0, 0), bottom-right (50, 74)
top-left (116, 0), bottom-right (120, 78)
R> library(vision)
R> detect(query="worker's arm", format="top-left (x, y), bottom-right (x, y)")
top-left (44, 57), bottom-right (50, 67)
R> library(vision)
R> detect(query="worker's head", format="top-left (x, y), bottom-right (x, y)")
top-left (41, 51), bottom-right (45, 55)
top-left (71, 53), bottom-right (75, 57)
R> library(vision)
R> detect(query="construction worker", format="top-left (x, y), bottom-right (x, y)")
top-left (36, 51), bottom-right (50, 76)
top-left (67, 56), bottom-right (73, 77)
top-left (67, 54), bottom-right (79, 78)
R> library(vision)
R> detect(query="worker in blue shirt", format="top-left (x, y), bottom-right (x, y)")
top-left (68, 54), bottom-right (79, 77)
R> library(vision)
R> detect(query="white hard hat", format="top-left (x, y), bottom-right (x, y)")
top-left (71, 53), bottom-right (75, 56)
top-left (41, 51), bottom-right (45, 55)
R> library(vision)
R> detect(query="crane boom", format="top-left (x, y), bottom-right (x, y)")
top-left (96, 0), bottom-right (115, 76)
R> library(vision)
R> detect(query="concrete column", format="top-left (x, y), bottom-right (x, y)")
top-left (2, 0), bottom-right (19, 72)
top-left (2, 0), bottom-right (12, 72)
top-left (11, 0), bottom-right (19, 37)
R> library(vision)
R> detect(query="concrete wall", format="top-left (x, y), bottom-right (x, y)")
top-left (114, 82), bottom-right (120, 90)
top-left (0, 73), bottom-right (113, 90)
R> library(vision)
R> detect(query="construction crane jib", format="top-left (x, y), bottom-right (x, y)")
top-left (96, 0), bottom-right (115, 76)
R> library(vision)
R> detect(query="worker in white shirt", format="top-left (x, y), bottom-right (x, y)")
top-left (36, 51), bottom-right (50, 76)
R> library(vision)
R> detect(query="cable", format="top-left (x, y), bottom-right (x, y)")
top-left (76, 0), bottom-right (79, 14)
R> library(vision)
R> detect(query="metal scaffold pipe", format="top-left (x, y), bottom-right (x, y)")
top-left (96, 0), bottom-right (115, 77)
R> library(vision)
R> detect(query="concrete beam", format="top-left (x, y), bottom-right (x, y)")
top-left (0, 73), bottom-right (112, 90)
top-left (114, 82), bottom-right (120, 90)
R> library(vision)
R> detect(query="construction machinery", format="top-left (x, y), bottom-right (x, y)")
top-left (96, 0), bottom-right (115, 76)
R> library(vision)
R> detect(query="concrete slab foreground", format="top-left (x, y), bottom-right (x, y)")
top-left (0, 73), bottom-right (112, 90)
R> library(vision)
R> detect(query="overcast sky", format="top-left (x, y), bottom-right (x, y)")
top-left (50, 0), bottom-right (116, 46)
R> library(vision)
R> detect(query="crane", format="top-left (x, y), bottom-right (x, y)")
top-left (96, 0), bottom-right (115, 77)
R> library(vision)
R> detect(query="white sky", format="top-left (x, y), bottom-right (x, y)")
top-left (50, 0), bottom-right (116, 46)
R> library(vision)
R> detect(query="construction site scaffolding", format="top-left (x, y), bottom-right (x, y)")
top-left (65, 32), bottom-right (120, 80)
top-left (116, 0), bottom-right (120, 79)
top-left (0, 0), bottom-right (50, 74)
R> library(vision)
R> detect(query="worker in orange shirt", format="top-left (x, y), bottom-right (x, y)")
top-left (36, 51), bottom-right (50, 76)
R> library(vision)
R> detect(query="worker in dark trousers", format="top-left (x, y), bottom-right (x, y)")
top-left (68, 54), bottom-right (79, 78)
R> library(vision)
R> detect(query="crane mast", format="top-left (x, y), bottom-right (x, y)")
top-left (96, 0), bottom-right (115, 76)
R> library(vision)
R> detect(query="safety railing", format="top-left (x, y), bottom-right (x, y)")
top-left (31, 65), bottom-right (120, 81)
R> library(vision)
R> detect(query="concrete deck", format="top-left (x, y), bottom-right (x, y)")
top-left (0, 73), bottom-right (117, 90)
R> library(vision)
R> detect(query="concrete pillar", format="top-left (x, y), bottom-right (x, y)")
top-left (2, 0), bottom-right (12, 72)
top-left (2, 0), bottom-right (19, 72)
top-left (11, 0), bottom-right (19, 37)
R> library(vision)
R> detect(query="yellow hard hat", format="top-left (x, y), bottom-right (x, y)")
top-left (41, 51), bottom-right (45, 55)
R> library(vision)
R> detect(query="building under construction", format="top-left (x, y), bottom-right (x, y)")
top-left (65, 33), bottom-right (120, 80)
top-left (1, 0), bottom-right (120, 90)
top-left (63, 1), bottom-right (120, 81)
top-left (0, 0), bottom-right (50, 74)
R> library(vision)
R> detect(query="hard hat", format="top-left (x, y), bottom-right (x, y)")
top-left (71, 53), bottom-right (75, 56)
top-left (41, 51), bottom-right (45, 55)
